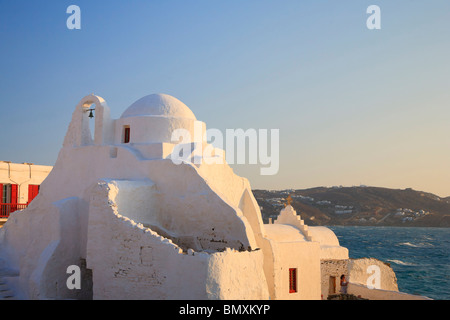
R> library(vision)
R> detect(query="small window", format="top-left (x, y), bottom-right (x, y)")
top-left (289, 268), bottom-right (297, 293)
top-left (123, 126), bottom-right (130, 144)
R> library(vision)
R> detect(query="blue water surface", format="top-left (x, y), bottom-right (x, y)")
top-left (328, 226), bottom-right (450, 300)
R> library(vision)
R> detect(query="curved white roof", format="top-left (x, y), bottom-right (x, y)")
top-left (121, 93), bottom-right (196, 120)
top-left (308, 226), bottom-right (341, 247)
top-left (264, 224), bottom-right (307, 242)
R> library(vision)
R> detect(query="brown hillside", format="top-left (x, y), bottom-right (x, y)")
top-left (253, 187), bottom-right (450, 227)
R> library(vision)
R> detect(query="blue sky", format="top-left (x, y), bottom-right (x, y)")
top-left (1, 0), bottom-right (449, 196)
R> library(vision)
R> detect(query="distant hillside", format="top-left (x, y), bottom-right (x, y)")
top-left (253, 187), bottom-right (450, 227)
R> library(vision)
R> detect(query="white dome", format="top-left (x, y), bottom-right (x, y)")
top-left (308, 226), bottom-right (341, 247)
top-left (121, 93), bottom-right (196, 120)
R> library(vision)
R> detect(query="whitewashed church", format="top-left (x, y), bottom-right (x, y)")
top-left (0, 94), bottom-right (427, 300)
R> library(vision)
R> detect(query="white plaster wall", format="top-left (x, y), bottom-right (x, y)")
top-left (206, 248), bottom-right (269, 300)
top-left (196, 160), bottom-right (252, 209)
top-left (262, 224), bottom-right (321, 300)
top-left (36, 139), bottom-right (258, 253)
top-left (0, 204), bottom-right (57, 299)
top-left (273, 206), bottom-right (348, 261)
top-left (141, 160), bottom-right (258, 251)
top-left (348, 258), bottom-right (399, 292)
top-left (29, 197), bottom-right (92, 300)
top-left (87, 180), bottom-right (269, 300)
top-left (317, 246), bottom-right (349, 260)
top-left (132, 142), bottom-right (176, 160)
top-left (270, 240), bottom-right (322, 300)
top-left (106, 179), bottom-right (159, 227)
top-left (114, 117), bottom-right (206, 145)
top-left (86, 180), bottom-right (208, 299)
top-left (0, 196), bottom-right (89, 299)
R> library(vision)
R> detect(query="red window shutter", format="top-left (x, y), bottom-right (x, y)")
top-left (289, 268), bottom-right (297, 293)
top-left (10, 184), bottom-right (18, 204)
top-left (28, 185), bottom-right (40, 203)
top-left (10, 184), bottom-right (18, 213)
top-left (0, 184), bottom-right (3, 203)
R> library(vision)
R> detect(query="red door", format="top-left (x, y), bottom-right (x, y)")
top-left (28, 185), bottom-right (40, 203)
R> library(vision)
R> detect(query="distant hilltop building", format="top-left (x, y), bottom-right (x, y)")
top-left (0, 94), bottom-right (430, 300)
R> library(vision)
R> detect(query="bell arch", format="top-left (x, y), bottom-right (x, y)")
top-left (63, 94), bottom-right (113, 147)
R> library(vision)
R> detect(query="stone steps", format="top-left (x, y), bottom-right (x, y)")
top-left (0, 290), bottom-right (15, 299)
top-left (273, 205), bottom-right (315, 241)
top-left (0, 259), bottom-right (19, 300)
top-left (0, 277), bottom-right (16, 300)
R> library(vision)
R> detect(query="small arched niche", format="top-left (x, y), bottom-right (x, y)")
top-left (81, 101), bottom-right (96, 146)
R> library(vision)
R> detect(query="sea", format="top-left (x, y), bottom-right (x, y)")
top-left (328, 226), bottom-right (450, 300)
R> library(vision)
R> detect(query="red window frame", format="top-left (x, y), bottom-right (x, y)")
top-left (289, 268), bottom-right (297, 293)
top-left (123, 126), bottom-right (130, 143)
top-left (0, 184), bottom-right (18, 203)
